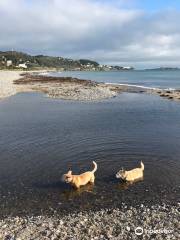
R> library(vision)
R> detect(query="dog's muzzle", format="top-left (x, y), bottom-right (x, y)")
top-left (116, 173), bottom-right (120, 178)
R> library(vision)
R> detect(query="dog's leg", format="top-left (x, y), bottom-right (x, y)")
top-left (89, 174), bottom-right (95, 183)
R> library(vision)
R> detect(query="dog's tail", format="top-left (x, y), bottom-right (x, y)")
top-left (92, 161), bottom-right (97, 173)
top-left (140, 161), bottom-right (144, 171)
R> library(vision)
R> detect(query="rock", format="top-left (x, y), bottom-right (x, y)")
top-left (126, 226), bottom-right (130, 231)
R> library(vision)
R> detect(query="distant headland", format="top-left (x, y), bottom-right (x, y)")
top-left (144, 67), bottom-right (180, 71)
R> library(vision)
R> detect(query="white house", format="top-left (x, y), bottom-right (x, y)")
top-left (123, 66), bottom-right (133, 70)
top-left (18, 63), bottom-right (27, 69)
top-left (6, 60), bottom-right (12, 67)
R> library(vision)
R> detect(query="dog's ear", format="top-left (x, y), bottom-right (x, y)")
top-left (67, 164), bottom-right (72, 173)
top-left (67, 170), bottom-right (72, 175)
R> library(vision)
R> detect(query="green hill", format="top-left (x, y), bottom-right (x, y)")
top-left (0, 51), bottom-right (99, 70)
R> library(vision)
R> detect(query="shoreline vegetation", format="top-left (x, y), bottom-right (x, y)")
top-left (0, 70), bottom-right (180, 101)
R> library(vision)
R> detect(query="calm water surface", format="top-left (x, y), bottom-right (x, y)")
top-left (0, 91), bottom-right (180, 217)
top-left (50, 69), bottom-right (180, 89)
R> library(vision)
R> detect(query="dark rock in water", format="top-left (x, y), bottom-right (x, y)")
top-left (4, 236), bottom-right (15, 240)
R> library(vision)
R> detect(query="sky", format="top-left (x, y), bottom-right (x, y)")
top-left (0, 0), bottom-right (180, 68)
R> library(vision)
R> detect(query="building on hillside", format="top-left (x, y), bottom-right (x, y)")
top-left (18, 63), bottom-right (27, 69)
top-left (122, 66), bottom-right (134, 70)
top-left (6, 60), bottom-right (13, 67)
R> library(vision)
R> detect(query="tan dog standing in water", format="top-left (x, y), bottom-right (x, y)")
top-left (116, 161), bottom-right (144, 182)
top-left (62, 161), bottom-right (97, 188)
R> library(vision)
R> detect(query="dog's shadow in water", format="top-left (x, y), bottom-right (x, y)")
top-left (33, 181), bottom-right (68, 190)
top-left (116, 177), bottom-right (144, 190)
top-left (62, 183), bottom-right (95, 201)
top-left (33, 181), bottom-right (95, 200)
top-left (33, 175), bottom-right (143, 201)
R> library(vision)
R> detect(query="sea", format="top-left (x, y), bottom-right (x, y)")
top-left (0, 70), bottom-right (180, 217)
top-left (49, 69), bottom-right (180, 89)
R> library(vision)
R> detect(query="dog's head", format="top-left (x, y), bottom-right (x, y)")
top-left (62, 170), bottom-right (73, 183)
top-left (116, 168), bottom-right (126, 180)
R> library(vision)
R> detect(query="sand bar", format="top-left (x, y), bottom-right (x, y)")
top-left (1, 71), bottom-right (180, 101)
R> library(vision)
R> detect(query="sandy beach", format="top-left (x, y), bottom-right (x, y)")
top-left (0, 71), bottom-right (23, 99)
top-left (0, 70), bottom-right (52, 100)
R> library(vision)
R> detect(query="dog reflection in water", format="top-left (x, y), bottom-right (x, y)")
top-left (62, 182), bottom-right (95, 200)
top-left (117, 177), bottom-right (144, 190)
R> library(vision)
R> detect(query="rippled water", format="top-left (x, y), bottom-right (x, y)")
top-left (50, 69), bottom-right (180, 89)
top-left (0, 92), bottom-right (180, 217)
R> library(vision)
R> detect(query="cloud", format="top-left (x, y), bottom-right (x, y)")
top-left (0, 0), bottom-right (179, 67)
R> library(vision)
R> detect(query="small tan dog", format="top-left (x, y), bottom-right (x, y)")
top-left (62, 161), bottom-right (97, 188)
top-left (116, 161), bottom-right (144, 182)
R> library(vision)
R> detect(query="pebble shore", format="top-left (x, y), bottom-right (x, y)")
top-left (13, 74), bottom-right (120, 101)
top-left (0, 203), bottom-right (179, 240)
